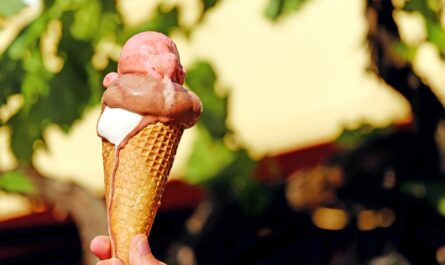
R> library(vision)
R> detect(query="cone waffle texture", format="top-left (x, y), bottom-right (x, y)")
top-left (102, 122), bottom-right (184, 264)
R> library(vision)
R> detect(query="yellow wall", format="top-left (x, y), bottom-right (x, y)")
top-left (1, 0), bottom-right (412, 197)
top-left (170, 0), bottom-right (410, 156)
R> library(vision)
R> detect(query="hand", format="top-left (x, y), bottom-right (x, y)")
top-left (90, 234), bottom-right (166, 265)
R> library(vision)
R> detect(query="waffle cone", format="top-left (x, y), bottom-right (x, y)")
top-left (102, 122), bottom-right (184, 264)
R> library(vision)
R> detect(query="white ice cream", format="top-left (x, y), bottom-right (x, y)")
top-left (97, 106), bottom-right (143, 146)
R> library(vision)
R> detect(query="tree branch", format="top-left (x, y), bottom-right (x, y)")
top-left (365, 0), bottom-right (444, 138)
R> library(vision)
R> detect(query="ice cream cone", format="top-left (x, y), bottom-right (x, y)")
top-left (102, 122), bottom-right (184, 264)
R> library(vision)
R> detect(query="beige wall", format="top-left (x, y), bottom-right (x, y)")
top-left (1, 0), bottom-right (414, 198)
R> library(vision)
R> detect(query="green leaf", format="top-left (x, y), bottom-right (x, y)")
top-left (0, 171), bottom-right (35, 194)
top-left (202, 0), bottom-right (219, 11)
top-left (403, 0), bottom-right (425, 12)
top-left (426, 0), bottom-right (441, 12)
top-left (264, 0), bottom-right (284, 20)
top-left (403, 0), bottom-right (440, 18)
top-left (9, 112), bottom-right (41, 162)
top-left (236, 173), bottom-right (271, 215)
top-left (210, 150), bottom-right (271, 215)
top-left (185, 125), bottom-right (235, 184)
top-left (0, 57), bottom-right (25, 106)
top-left (0, 0), bottom-right (26, 18)
top-left (70, 0), bottom-right (102, 41)
top-left (400, 180), bottom-right (445, 217)
top-left (197, 0), bottom-right (220, 21)
top-left (7, 15), bottom-right (48, 60)
top-left (1, 0), bottom-right (125, 163)
top-left (393, 41), bottom-right (418, 62)
top-left (120, 5), bottom-right (180, 41)
top-left (283, 0), bottom-right (308, 13)
top-left (186, 61), bottom-right (228, 139)
top-left (87, 63), bottom-right (107, 105)
top-left (22, 49), bottom-right (52, 105)
top-left (402, 0), bottom-right (434, 18)
top-left (426, 21), bottom-right (445, 58)
top-left (335, 123), bottom-right (394, 150)
top-left (264, 0), bottom-right (309, 21)
top-left (69, 0), bottom-right (120, 44)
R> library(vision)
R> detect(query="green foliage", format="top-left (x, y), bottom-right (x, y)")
top-left (208, 150), bottom-right (271, 215)
top-left (201, 0), bottom-right (219, 12)
top-left (393, 41), bottom-right (418, 62)
top-left (0, 0), bottom-right (185, 163)
top-left (263, 0), bottom-right (445, 62)
top-left (0, 59), bottom-right (25, 108)
top-left (335, 123), bottom-right (394, 150)
top-left (403, 0), bottom-right (437, 19)
top-left (402, 0), bottom-right (445, 58)
top-left (0, 0), bottom-right (123, 162)
top-left (223, 151), bottom-right (270, 215)
top-left (0, 171), bottom-right (35, 194)
top-left (198, 0), bottom-right (220, 21)
top-left (185, 125), bottom-right (234, 184)
top-left (1, 0), bottom-right (270, 216)
top-left (185, 61), bottom-right (270, 214)
top-left (400, 181), bottom-right (445, 216)
top-left (119, 5), bottom-right (180, 42)
top-left (186, 61), bottom-right (228, 139)
top-left (0, 0), bottom-right (26, 18)
top-left (264, 0), bottom-right (310, 21)
top-left (184, 60), bottom-right (232, 185)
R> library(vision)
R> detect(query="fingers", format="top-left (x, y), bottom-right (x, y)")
top-left (103, 72), bottom-right (118, 88)
top-left (96, 258), bottom-right (124, 265)
top-left (91, 234), bottom-right (164, 264)
top-left (90, 235), bottom-right (112, 260)
top-left (129, 234), bottom-right (163, 265)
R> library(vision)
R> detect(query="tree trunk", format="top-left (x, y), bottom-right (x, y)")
top-left (25, 166), bottom-right (107, 265)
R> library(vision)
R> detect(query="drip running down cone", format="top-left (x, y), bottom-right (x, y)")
top-left (102, 123), bottom-right (183, 262)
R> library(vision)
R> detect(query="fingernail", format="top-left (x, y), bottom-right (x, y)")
top-left (136, 235), bottom-right (150, 255)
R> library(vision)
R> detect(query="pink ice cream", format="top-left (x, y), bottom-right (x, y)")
top-left (103, 31), bottom-right (185, 87)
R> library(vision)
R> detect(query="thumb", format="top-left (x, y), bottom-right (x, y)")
top-left (129, 234), bottom-right (165, 265)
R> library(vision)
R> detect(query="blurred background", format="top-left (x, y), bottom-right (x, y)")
top-left (1, 0), bottom-right (445, 264)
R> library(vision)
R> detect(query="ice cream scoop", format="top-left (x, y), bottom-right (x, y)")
top-left (97, 31), bottom-right (202, 264)
top-left (103, 31), bottom-right (185, 87)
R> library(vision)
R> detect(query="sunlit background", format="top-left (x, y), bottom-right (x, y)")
top-left (2, 0), bottom-right (445, 264)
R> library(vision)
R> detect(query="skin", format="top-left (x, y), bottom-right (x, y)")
top-left (90, 234), bottom-right (166, 265)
